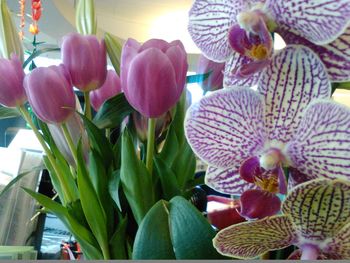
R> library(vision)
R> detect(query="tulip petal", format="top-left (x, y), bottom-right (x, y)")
top-left (258, 45), bottom-right (331, 143)
top-left (239, 189), bottom-right (281, 219)
top-left (213, 215), bottom-right (296, 259)
top-left (326, 223), bottom-right (350, 259)
top-left (185, 88), bottom-right (266, 168)
top-left (205, 166), bottom-right (257, 195)
top-left (224, 53), bottom-right (261, 88)
top-left (286, 101), bottom-right (350, 180)
top-left (188, 0), bottom-right (249, 62)
top-left (278, 26), bottom-right (350, 82)
top-left (266, 0), bottom-right (350, 45)
top-left (282, 179), bottom-right (350, 242)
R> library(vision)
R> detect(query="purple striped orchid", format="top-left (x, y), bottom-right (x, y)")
top-left (188, 0), bottom-right (350, 86)
top-left (185, 45), bottom-right (350, 219)
top-left (213, 179), bottom-right (350, 260)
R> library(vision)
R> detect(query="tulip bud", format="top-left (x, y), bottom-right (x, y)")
top-left (132, 110), bottom-right (172, 143)
top-left (90, 69), bottom-right (121, 111)
top-left (121, 38), bottom-right (188, 118)
top-left (75, 0), bottom-right (97, 35)
top-left (104, 32), bottom-right (123, 75)
top-left (61, 33), bottom-right (107, 91)
top-left (0, 0), bottom-right (24, 61)
top-left (48, 112), bottom-right (90, 167)
top-left (24, 65), bottom-right (76, 123)
top-left (196, 54), bottom-right (224, 91)
top-left (0, 54), bottom-right (26, 107)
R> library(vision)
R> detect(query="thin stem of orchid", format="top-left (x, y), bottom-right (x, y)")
top-left (84, 91), bottom-right (92, 120)
top-left (61, 122), bottom-right (79, 168)
top-left (146, 118), bottom-right (156, 175)
top-left (18, 105), bottom-right (74, 203)
top-left (300, 244), bottom-right (319, 260)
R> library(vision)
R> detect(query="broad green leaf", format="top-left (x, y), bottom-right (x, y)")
top-left (42, 156), bottom-right (64, 202)
top-left (133, 200), bottom-right (176, 259)
top-left (105, 32), bottom-right (123, 75)
top-left (154, 156), bottom-right (180, 200)
top-left (66, 199), bottom-right (89, 230)
top-left (0, 106), bottom-right (20, 119)
top-left (171, 141), bottom-right (196, 190)
top-left (171, 91), bottom-right (187, 146)
top-left (108, 169), bottom-right (122, 211)
top-left (109, 216), bottom-right (128, 259)
top-left (158, 125), bottom-right (179, 167)
top-left (120, 129), bottom-right (155, 224)
top-left (93, 93), bottom-right (134, 129)
top-left (169, 196), bottom-right (224, 259)
top-left (186, 72), bottom-right (211, 84)
top-left (23, 47), bottom-right (60, 69)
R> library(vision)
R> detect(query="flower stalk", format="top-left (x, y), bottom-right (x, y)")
top-left (61, 122), bottom-right (79, 167)
top-left (84, 91), bottom-right (92, 120)
top-left (146, 118), bottom-right (156, 175)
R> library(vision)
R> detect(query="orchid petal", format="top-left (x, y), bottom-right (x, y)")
top-left (188, 0), bottom-right (249, 62)
top-left (258, 45), bottom-right (331, 143)
top-left (287, 249), bottom-right (329, 260)
top-left (282, 179), bottom-right (350, 242)
top-left (239, 189), bottom-right (281, 219)
top-left (224, 53), bottom-right (261, 88)
top-left (278, 26), bottom-right (350, 82)
top-left (213, 215), bottom-right (296, 259)
top-left (277, 166), bottom-right (287, 195)
top-left (287, 167), bottom-right (311, 190)
top-left (185, 88), bottom-right (266, 168)
top-left (239, 156), bottom-right (261, 183)
top-left (205, 166), bottom-right (257, 195)
top-left (326, 223), bottom-right (350, 259)
top-left (266, 0), bottom-right (350, 45)
top-left (286, 101), bottom-right (350, 180)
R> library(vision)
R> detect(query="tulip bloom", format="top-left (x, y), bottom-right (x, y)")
top-left (120, 38), bottom-right (188, 118)
top-left (188, 0), bottom-right (350, 87)
top-left (185, 46), bottom-right (350, 219)
top-left (214, 179), bottom-right (350, 260)
top-left (24, 65), bottom-right (76, 123)
top-left (0, 54), bottom-right (26, 107)
top-left (90, 69), bottom-right (122, 111)
top-left (196, 55), bottom-right (224, 92)
top-left (61, 33), bottom-right (107, 91)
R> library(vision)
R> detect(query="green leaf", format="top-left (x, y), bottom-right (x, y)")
top-left (158, 125), bottom-right (179, 167)
top-left (108, 169), bottom-right (122, 211)
top-left (337, 81), bottom-right (350, 90)
top-left (0, 166), bottom-right (42, 200)
top-left (93, 93), bottom-right (134, 129)
top-left (23, 47), bottom-right (60, 69)
top-left (172, 91), bottom-right (187, 146)
top-left (105, 32), bottom-right (123, 75)
top-left (154, 156), bottom-right (180, 200)
top-left (109, 216), bottom-right (128, 259)
top-left (0, 106), bottom-right (20, 119)
top-left (186, 72), bottom-right (211, 84)
top-left (171, 141), bottom-right (196, 190)
top-left (169, 196), bottom-right (225, 259)
top-left (184, 175), bottom-right (205, 191)
top-left (133, 200), bottom-right (176, 259)
top-left (120, 128), bottom-right (155, 224)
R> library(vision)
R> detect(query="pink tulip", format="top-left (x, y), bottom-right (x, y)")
top-left (61, 33), bottom-right (107, 91)
top-left (121, 38), bottom-right (188, 118)
top-left (90, 69), bottom-right (121, 111)
top-left (24, 65), bottom-right (76, 123)
top-left (0, 54), bottom-right (26, 107)
top-left (196, 54), bottom-right (224, 91)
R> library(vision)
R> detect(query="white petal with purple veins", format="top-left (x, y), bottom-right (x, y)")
top-left (266, 0), bottom-right (350, 45)
top-left (185, 88), bottom-right (266, 168)
top-left (205, 166), bottom-right (257, 195)
top-left (188, 0), bottom-right (249, 62)
top-left (278, 26), bottom-right (350, 82)
top-left (258, 45), bottom-right (331, 144)
top-left (286, 101), bottom-right (350, 180)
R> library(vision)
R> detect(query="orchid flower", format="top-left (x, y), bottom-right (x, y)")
top-left (213, 179), bottom-right (350, 260)
top-left (185, 45), bottom-right (350, 219)
top-left (188, 0), bottom-right (350, 87)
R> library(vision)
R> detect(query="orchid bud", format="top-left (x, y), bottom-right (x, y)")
top-left (132, 110), bottom-right (172, 143)
top-left (196, 54), bottom-right (224, 91)
top-left (121, 38), bottom-right (188, 118)
top-left (0, 0), bottom-right (24, 61)
top-left (75, 0), bottom-right (97, 35)
top-left (90, 69), bottom-right (121, 111)
top-left (0, 54), bottom-right (26, 107)
top-left (48, 112), bottom-right (90, 167)
top-left (24, 65), bottom-right (76, 123)
top-left (61, 33), bottom-right (107, 91)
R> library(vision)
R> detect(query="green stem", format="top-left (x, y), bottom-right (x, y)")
top-left (61, 122), bottom-right (79, 167)
top-left (101, 245), bottom-right (110, 260)
top-left (146, 118), bottom-right (156, 175)
top-left (84, 91), bottom-right (92, 120)
top-left (18, 105), bottom-right (74, 203)
top-left (105, 128), bottom-right (111, 142)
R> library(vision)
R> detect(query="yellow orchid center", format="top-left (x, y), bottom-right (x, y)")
top-left (254, 174), bottom-right (279, 194)
top-left (248, 44), bottom-right (269, 60)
